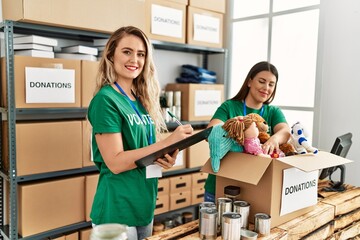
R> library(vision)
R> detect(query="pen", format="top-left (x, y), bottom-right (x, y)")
top-left (167, 110), bottom-right (183, 125)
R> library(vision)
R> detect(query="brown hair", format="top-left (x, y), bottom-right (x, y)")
top-left (232, 61), bottom-right (279, 104)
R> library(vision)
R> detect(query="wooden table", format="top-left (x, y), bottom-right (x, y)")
top-left (146, 181), bottom-right (360, 240)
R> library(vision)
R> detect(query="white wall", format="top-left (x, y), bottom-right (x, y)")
top-left (317, 0), bottom-right (360, 186)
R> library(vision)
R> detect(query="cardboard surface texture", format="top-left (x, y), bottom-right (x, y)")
top-left (201, 151), bottom-right (353, 227)
top-left (3, 0), bottom-right (146, 33)
top-left (187, 6), bottom-right (224, 48)
top-left (3, 121), bottom-right (82, 176)
top-left (18, 176), bottom-right (85, 237)
top-left (165, 83), bottom-right (224, 121)
top-left (189, 0), bottom-right (226, 13)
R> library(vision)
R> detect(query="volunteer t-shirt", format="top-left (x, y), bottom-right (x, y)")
top-left (88, 85), bottom-right (157, 226)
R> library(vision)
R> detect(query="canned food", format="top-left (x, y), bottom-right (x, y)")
top-left (254, 213), bottom-right (271, 236)
top-left (221, 212), bottom-right (241, 240)
top-left (233, 200), bottom-right (250, 229)
top-left (199, 208), bottom-right (218, 240)
top-left (216, 197), bottom-right (232, 233)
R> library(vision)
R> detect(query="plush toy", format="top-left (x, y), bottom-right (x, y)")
top-left (222, 113), bottom-right (270, 158)
top-left (208, 122), bottom-right (243, 173)
top-left (290, 121), bottom-right (318, 154)
top-left (258, 132), bottom-right (297, 157)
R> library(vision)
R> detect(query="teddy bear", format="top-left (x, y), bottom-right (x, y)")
top-left (290, 121), bottom-right (318, 154)
top-left (258, 132), bottom-right (297, 157)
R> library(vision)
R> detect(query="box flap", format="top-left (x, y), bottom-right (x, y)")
top-left (201, 152), bottom-right (272, 185)
top-left (276, 151), bottom-right (353, 172)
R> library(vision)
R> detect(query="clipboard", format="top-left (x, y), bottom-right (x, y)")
top-left (135, 126), bottom-right (213, 168)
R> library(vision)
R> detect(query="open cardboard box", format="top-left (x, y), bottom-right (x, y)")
top-left (201, 151), bottom-right (352, 227)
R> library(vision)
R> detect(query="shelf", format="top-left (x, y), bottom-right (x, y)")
top-left (151, 40), bottom-right (226, 54)
top-left (15, 166), bottom-right (98, 183)
top-left (2, 20), bottom-right (109, 42)
top-left (162, 167), bottom-right (201, 178)
top-left (0, 20), bottom-right (226, 240)
top-left (14, 108), bottom-right (88, 121)
top-left (1, 221), bottom-right (92, 240)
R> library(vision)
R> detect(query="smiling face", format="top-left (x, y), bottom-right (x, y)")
top-left (247, 70), bottom-right (277, 105)
top-left (113, 34), bottom-right (146, 82)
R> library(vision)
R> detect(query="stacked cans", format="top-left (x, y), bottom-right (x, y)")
top-left (162, 90), bottom-right (181, 123)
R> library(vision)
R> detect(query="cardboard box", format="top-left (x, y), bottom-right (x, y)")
top-left (201, 151), bottom-right (352, 228)
top-left (191, 172), bottom-right (208, 188)
top-left (2, 0), bottom-right (146, 33)
top-left (82, 120), bottom-right (95, 167)
top-left (158, 178), bottom-right (170, 196)
top-left (191, 187), bottom-right (205, 205)
top-left (189, 0), bottom-right (226, 13)
top-left (18, 176), bottom-right (85, 237)
top-left (1, 56), bottom-right (81, 108)
top-left (65, 232), bottom-right (79, 240)
top-left (85, 174), bottom-right (99, 222)
top-left (2, 121), bottom-right (82, 176)
top-left (155, 194), bottom-right (170, 215)
top-left (81, 60), bottom-right (99, 108)
top-left (187, 6), bottom-right (224, 48)
top-left (186, 130), bottom-right (210, 168)
top-left (168, 174), bottom-right (192, 193)
top-left (146, 0), bottom-right (187, 43)
top-left (79, 228), bottom-right (92, 240)
top-left (165, 83), bottom-right (224, 121)
top-left (170, 190), bottom-right (191, 210)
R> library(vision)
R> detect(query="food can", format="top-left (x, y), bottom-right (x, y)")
top-left (221, 212), bottom-right (242, 240)
top-left (233, 200), bottom-right (250, 229)
top-left (199, 208), bottom-right (218, 240)
top-left (173, 91), bottom-right (181, 106)
top-left (254, 213), bottom-right (271, 236)
top-left (216, 197), bottom-right (232, 233)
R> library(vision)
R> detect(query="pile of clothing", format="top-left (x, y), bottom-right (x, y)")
top-left (176, 64), bottom-right (217, 84)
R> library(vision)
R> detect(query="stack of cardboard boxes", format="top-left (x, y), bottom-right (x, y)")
top-left (1, 0), bottom-right (226, 238)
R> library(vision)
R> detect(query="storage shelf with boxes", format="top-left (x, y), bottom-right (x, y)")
top-left (0, 18), bottom-right (227, 239)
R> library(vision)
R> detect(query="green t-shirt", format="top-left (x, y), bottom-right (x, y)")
top-left (87, 85), bottom-right (157, 226)
top-left (204, 99), bottom-right (287, 194)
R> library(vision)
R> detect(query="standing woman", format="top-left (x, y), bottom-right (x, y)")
top-left (204, 61), bottom-right (291, 202)
top-left (87, 26), bottom-right (193, 239)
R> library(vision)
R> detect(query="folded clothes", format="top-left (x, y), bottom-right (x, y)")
top-left (176, 77), bottom-right (216, 84)
top-left (177, 64), bottom-right (217, 84)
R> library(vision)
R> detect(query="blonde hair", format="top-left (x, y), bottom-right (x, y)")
top-left (94, 26), bottom-right (167, 134)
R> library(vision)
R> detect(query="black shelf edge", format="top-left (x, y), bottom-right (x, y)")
top-left (5, 20), bottom-right (110, 41)
top-left (1, 221), bottom-right (92, 240)
top-left (15, 166), bottom-right (98, 183)
top-left (15, 108), bottom-right (88, 121)
top-left (162, 166), bottom-right (201, 178)
top-left (151, 39), bottom-right (226, 54)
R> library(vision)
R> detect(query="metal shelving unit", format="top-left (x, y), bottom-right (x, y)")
top-left (0, 20), bottom-right (228, 239)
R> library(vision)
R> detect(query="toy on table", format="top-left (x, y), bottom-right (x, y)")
top-left (290, 121), bottom-right (318, 154)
